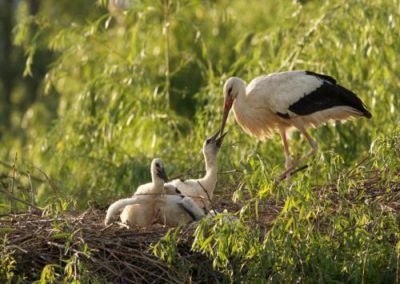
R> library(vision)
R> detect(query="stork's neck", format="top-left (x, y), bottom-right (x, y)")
top-left (236, 78), bottom-right (247, 102)
top-left (198, 153), bottom-right (218, 199)
top-left (232, 79), bottom-right (249, 116)
top-left (151, 173), bottom-right (164, 191)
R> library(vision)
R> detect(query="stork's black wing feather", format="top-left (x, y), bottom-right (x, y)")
top-left (178, 201), bottom-right (197, 221)
top-left (305, 70), bottom-right (337, 84)
top-left (288, 79), bottom-right (372, 118)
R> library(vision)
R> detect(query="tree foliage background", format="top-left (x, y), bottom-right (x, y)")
top-left (0, 0), bottom-right (399, 282)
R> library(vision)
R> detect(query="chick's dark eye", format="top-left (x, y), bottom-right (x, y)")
top-left (206, 138), bottom-right (211, 144)
top-left (156, 163), bottom-right (160, 168)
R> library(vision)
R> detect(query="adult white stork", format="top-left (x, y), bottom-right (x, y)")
top-left (219, 70), bottom-right (372, 178)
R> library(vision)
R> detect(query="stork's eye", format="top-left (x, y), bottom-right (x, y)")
top-left (228, 87), bottom-right (233, 96)
top-left (156, 163), bottom-right (160, 168)
top-left (206, 138), bottom-right (212, 144)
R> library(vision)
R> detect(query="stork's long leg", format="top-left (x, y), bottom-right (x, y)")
top-left (278, 128), bottom-right (318, 180)
top-left (280, 129), bottom-right (292, 172)
top-left (296, 128), bottom-right (318, 166)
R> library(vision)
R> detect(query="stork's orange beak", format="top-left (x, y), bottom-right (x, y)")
top-left (220, 97), bottom-right (233, 136)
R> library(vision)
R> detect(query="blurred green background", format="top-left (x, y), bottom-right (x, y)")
top-left (0, 0), bottom-right (398, 207)
top-left (1, 1), bottom-right (400, 282)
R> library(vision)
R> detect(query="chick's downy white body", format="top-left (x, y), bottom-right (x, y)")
top-left (105, 159), bottom-right (206, 226)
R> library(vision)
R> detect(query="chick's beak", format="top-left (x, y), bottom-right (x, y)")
top-left (209, 129), bottom-right (220, 141)
top-left (215, 131), bottom-right (227, 148)
top-left (207, 129), bottom-right (227, 148)
top-left (157, 168), bottom-right (168, 182)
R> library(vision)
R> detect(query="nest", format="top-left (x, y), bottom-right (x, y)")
top-left (0, 209), bottom-right (229, 283)
top-left (1, 165), bottom-right (399, 283)
top-left (0, 161), bottom-right (244, 283)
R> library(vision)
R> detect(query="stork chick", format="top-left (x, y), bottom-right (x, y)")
top-left (166, 131), bottom-right (226, 210)
top-left (104, 158), bottom-right (166, 225)
top-left (219, 71), bottom-right (371, 178)
top-left (134, 158), bottom-right (169, 195)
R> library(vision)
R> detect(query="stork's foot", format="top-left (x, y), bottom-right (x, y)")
top-left (277, 166), bottom-right (294, 182)
top-left (276, 164), bottom-right (309, 183)
top-left (275, 159), bottom-right (294, 182)
top-left (276, 172), bottom-right (291, 183)
top-left (290, 164), bottom-right (309, 176)
top-left (285, 159), bottom-right (293, 180)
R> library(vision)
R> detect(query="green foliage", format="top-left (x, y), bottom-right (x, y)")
top-left (41, 197), bottom-right (77, 216)
top-left (1, 237), bottom-right (18, 283)
top-left (1, 0), bottom-right (399, 282)
top-left (190, 132), bottom-right (399, 283)
top-left (38, 264), bottom-right (60, 284)
top-left (34, 218), bottom-right (92, 283)
top-left (152, 228), bottom-right (182, 268)
top-left (192, 213), bottom-right (257, 280)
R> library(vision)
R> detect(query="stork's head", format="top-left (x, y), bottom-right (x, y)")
top-left (202, 130), bottom-right (227, 158)
top-left (151, 158), bottom-right (168, 182)
top-left (220, 77), bottom-right (246, 135)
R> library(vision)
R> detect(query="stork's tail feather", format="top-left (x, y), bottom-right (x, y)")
top-left (334, 84), bottom-right (372, 119)
top-left (178, 197), bottom-right (206, 221)
top-left (104, 197), bottom-right (142, 225)
top-left (362, 108), bottom-right (372, 119)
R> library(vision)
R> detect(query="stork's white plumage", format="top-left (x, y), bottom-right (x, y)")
top-left (219, 70), bottom-right (371, 178)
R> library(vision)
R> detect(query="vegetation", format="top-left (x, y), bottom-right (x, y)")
top-left (0, 0), bottom-right (399, 282)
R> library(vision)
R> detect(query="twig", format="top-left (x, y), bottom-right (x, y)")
top-left (116, 222), bottom-right (130, 229)
top-left (34, 166), bottom-right (60, 196)
top-left (169, 169), bottom-right (237, 181)
top-left (10, 152), bottom-right (17, 213)
top-left (345, 155), bottom-right (370, 176)
top-left (290, 164), bottom-right (309, 176)
top-left (163, 0), bottom-right (171, 107)
top-left (27, 171), bottom-right (35, 213)
top-left (219, 169), bottom-right (238, 175)
top-left (169, 170), bottom-right (204, 181)
top-left (0, 160), bottom-right (45, 182)
top-left (196, 181), bottom-right (215, 213)
top-left (100, 223), bottom-right (113, 232)
top-left (0, 188), bottom-right (42, 213)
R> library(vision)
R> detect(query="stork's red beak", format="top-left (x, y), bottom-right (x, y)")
top-left (219, 97), bottom-right (233, 136)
